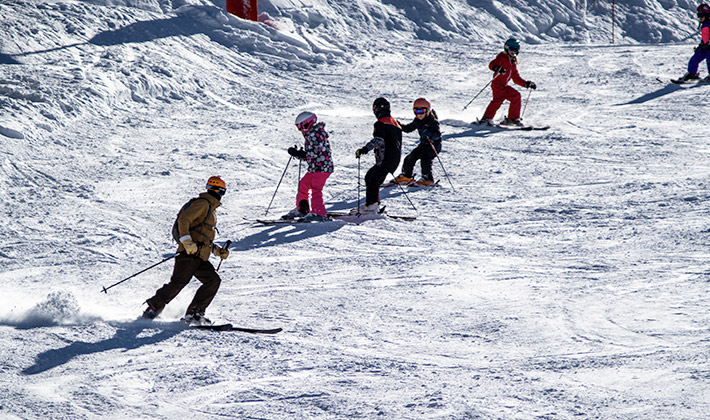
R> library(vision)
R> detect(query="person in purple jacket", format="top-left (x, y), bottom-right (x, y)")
top-left (283, 111), bottom-right (334, 222)
top-left (675, 4), bottom-right (710, 82)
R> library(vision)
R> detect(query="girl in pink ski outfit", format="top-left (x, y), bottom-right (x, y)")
top-left (286, 111), bottom-right (334, 222)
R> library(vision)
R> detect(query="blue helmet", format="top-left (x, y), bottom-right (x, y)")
top-left (504, 38), bottom-right (520, 54)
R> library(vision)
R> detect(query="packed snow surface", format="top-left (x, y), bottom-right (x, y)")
top-left (1, 0), bottom-right (709, 419)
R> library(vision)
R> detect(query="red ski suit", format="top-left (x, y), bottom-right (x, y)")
top-left (483, 52), bottom-right (528, 120)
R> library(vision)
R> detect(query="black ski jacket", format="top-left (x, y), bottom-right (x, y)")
top-left (363, 116), bottom-right (402, 172)
top-left (400, 110), bottom-right (441, 145)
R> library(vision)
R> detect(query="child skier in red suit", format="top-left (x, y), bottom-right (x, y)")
top-left (479, 38), bottom-right (537, 127)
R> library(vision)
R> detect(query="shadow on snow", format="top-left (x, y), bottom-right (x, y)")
top-left (440, 119), bottom-right (515, 140)
top-left (618, 82), bottom-right (706, 105)
top-left (22, 321), bottom-right (183, 375)
top-left (232, 221), bottom-right (345, 251)
top-left (10, 10), bottom-right (239, 58)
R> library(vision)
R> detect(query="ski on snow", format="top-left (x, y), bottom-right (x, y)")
top-left (252, 217), bottom-right (319, 225)
top-left (381, 179), bottom-right (440, 188)
top-left (327, 206), bottom-right (417, 222)
top-left (473, 119), bottom-right (550, 131)
top-left (658, 76), bottom-right (710, 85)
top-left (251, 207), bottom-right (416, 225)
top-left (192, 323), bottom-right (283, 334)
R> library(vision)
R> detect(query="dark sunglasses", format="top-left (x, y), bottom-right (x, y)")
top-left (413, 108), bottom-right (428, 115)
top-left (699, 13), bottom-right (706, 18)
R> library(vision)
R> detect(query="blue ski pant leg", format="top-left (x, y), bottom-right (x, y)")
top-left (688, 48), bottom-right (710, 74)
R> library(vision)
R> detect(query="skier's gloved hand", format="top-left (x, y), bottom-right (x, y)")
top-left (288, 147), bottom-right (306, 159)
top-left (355, 147), bottom-right (369, 158)
top-left (697, 42), bottom-right (710, 52)
top-left (181, 237), bottom-right (198, 255)
top-left (525, 81), bottom-right (537, 90)
top-left (213, 246), bottom-right (229, 260)
top-left (492, 65), bottom-right (506, 74)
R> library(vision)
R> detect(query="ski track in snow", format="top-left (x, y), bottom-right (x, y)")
top-left (1, 1), bottom-right (710, 419)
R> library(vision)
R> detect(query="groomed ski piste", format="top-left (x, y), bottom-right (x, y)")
top-left (1, 0), bottom-right (709, 419)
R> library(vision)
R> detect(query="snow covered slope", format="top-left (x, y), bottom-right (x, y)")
top-left (1, 0), bottom-right (709, 419)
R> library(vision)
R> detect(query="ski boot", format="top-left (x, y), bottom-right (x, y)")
top-left (500, 118), bottom-right (524, 127)
top-left (182, 312), bottom-right (212, 326)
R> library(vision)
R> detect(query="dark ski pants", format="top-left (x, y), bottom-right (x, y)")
top-left (401, 141), bottom-right (441, 181)
top-left (147, 253), bottom-right (221, 315)
top-left (364, 164), bottom-right (392, 206)
top-left (688, 48), bottom-right (710, 74)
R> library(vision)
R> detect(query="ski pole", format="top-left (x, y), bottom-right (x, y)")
top-left (216, 240), bottom-right (231, 272)
top-left (462, 78), bottom-right (493, 111)
top-left (297, 157), bottom-right (302, 204)
top-left (391, 172), bottom-right (417, 212)
top-left (265, 155), bottom-right (293, 216)
top-left (101, 253), bottom-right (177, 293)
top-left (426, 137), bottom-right (455, 191)
top-left (521, 88), bottom-right (533, 120)
top-left (356, 156), bottom-right (361, 216)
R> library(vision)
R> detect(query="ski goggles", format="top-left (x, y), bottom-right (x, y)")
top-left (296, 120), bottom-right (314, 132)
top-left (413, 107), bottom-right (429, 115)
top-left (208, 185), bottom-right (227, 196)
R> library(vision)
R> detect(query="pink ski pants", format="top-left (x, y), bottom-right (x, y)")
top-left (297, 172), bottom-right (331, 217)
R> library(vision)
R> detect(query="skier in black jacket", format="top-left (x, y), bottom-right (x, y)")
top-left (355, 97), bottom-right (402, 213)
top-left (395, 97), bottom-right (442, 186)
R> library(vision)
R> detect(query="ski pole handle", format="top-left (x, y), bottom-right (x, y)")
top-left (216, 240), bottom-right (231, 272)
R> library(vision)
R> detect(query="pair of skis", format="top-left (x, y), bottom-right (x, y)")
top-left (253, 207), bottom-right (416, 225)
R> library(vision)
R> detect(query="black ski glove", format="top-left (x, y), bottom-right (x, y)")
top-left (491, 65), bottom-right (506, 74)
top-left (525, 81), bottom-right (537, 90)
top-left (288, 146), bottom-right (306, 159)
top-left (355, 147), bottom-right (369, 158)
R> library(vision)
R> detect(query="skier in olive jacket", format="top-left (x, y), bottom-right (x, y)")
top-left (142, 176), bottom-right (230, 326)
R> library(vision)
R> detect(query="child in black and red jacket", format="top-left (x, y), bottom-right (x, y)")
top-left (355, 97), bottom-right (402, 213)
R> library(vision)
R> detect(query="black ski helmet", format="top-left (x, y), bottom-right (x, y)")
top-left (372, 97), bottom-right (390, 118)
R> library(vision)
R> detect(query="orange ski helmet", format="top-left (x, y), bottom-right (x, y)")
top-left (206, 176), bottom-right (226, 196)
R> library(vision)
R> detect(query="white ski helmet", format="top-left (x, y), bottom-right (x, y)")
top-left (295, 111), bottom-right (317, 132)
